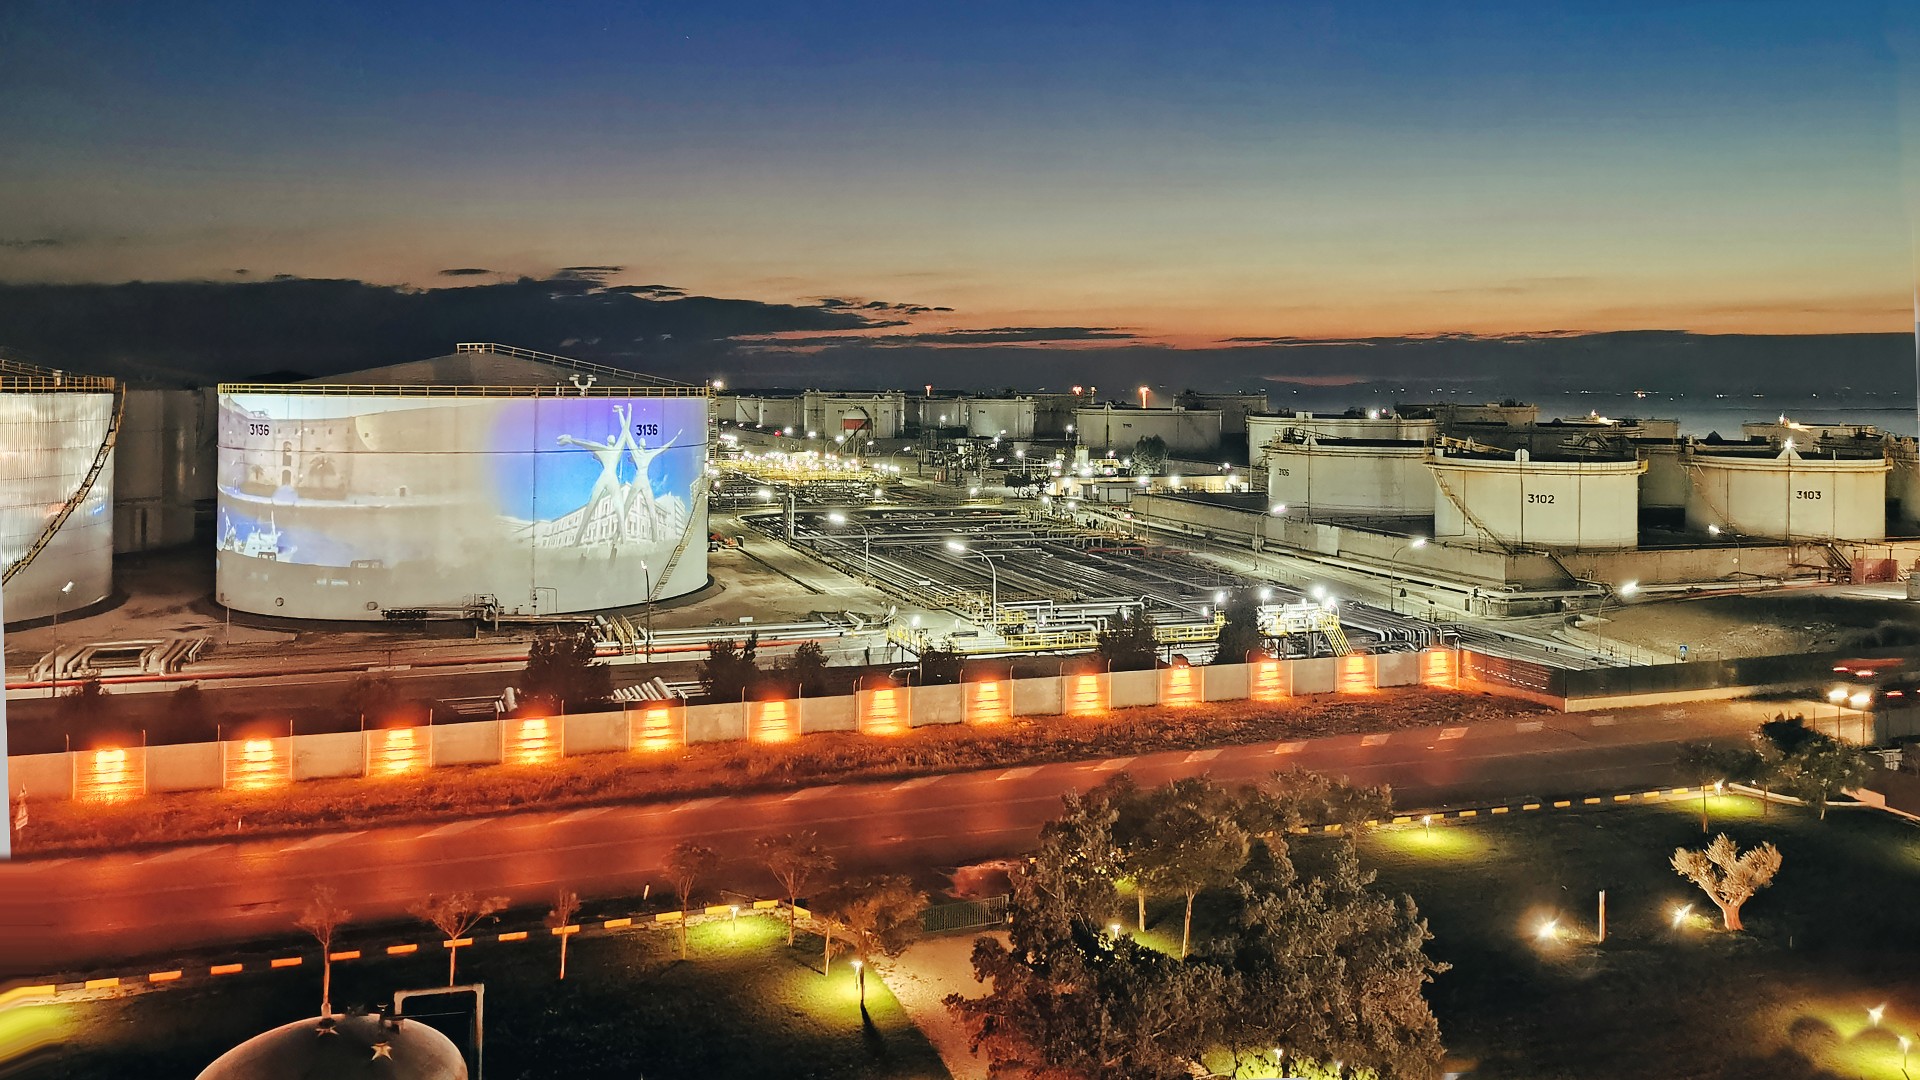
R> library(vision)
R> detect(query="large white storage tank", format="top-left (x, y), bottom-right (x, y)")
top-left (1684, 444), bottom-right (1887, 541)
top-left (216, 345), bottom-right (711, 621)
top-left (1248, 412), bottom-right (1436, 455)
top-left (1, 360), bottom-right (117, 624)
top-left (1890, 439), bottom-right (1920, 526)
top-left (1265, 437), bottom-right (1435, 516)
top-left (114, 388), bottom-right (211, 552)
top-left (1073, 405), bottom-right (1222, 456)
top-left (1638, 442), bottom-right (1688, 511)
top-left (1428, 447), bottom-right (1643, 550)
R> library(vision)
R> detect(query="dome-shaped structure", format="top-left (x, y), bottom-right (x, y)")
top-left (197, 1013), bottom-right (467, 1080)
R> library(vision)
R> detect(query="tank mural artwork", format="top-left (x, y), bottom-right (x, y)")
top-left (216, 393), bottom-right (708, 619)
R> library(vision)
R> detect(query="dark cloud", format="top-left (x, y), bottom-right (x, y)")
top-left (605, 284), bottom-right (687, 298)
top-left (552, 265), bottom-right (625, 282)
top-left (813, 296), bottom-right (954, 317)
top-left (438, 267), bottom-right (493, 277)
top-left (0, 273), bottom-right (896, 383)
top-left (0, 237), bottom-right (62, 250)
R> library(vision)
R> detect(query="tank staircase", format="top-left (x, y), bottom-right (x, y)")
top-left (1428, 463), bottom-right (1515, 555)
top-left (646, 473), bottom-right (710, 604)
top-left (3, 382), bottom-right (124, 586)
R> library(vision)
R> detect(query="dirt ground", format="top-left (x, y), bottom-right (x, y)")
top-left (1584, 589), bottom-right (1920, 661)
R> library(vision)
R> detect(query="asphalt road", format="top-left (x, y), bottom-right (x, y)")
top-left (0, 700), bottom-right (1776, 979)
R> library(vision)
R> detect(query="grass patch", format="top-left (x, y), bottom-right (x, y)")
top-left (20, 686), bottom-right (1542, 857)
top-left (1357, 801), bottom-right (1920, 1079)
top-left (12, 914), bottom-right (947, 1080)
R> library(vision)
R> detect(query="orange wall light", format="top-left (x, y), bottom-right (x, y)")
top-left (752, 699), bottom-right (797, 743)
top-left (370, 727), bottom-right (424, 775)
top-left (967, 679), bottom-right (1010, 725)
top-left (78, 746), bottom-right (143, 803)
top-left (633, 703), bottom-right (684, 752)
top-left (1251, 658), bottom-right (1288, 702)
top-left (225, 737), bottom-right (288, 791)
top-left (1066, 673), bottom-right (1107, 716)
top-left (1420, 648), bottom-right (1457, 687)
top-left (507, 717), bottom-right (559, 765)
top-left (1161, 664), bottom-right (1199, 706)
top-left (1338, 654), bottom-right (1375, 694)
top-left (859, 685), bottom-right (907, 736)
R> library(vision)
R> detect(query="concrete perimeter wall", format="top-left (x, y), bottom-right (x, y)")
top-left (15, 649), bottom-right (1464, 805)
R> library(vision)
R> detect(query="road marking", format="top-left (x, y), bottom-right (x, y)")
top-left (1360, 733), bottom-right (1390, 747)
top-left (417, 819), bottom-right (489, 839)
top-left (135, 847), bottom-right (209, 866)
top-left (283, 831), bottom-right (362, 852)
top-left (891, 776), bottom-right (940, 792)
top-left (1094, 756), bottom-right (1135, 770)
top-left (1516, 721), bottom-right (1545, 733)
top-left (1662, 708), bottom-right (1688, 719)
top-left (672, 797), bottom-right (727, 813)
top-left (1184, 749), bottom-right (1223, 763)
top-left (997, 766), bottom-right (1042, 781)
top-left (1590, 715), bottom-right (1618, 727)
top-left (1438, 727), bottom-right (1468, 741)
top-left (1273, 741), bottom-right (1305, 755)
top-left (785, 787), bottom-right (831, 801)
top-left (558, 806), bottom-right (613, 823)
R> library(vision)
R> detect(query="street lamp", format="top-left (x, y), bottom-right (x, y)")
top-left (1387, 537), bottom-right (1426, 615)
top-left (946, 540), bottom-right (1000, 622)
top-left (50, 580), bottom-right (74, 699)
top-left (852, 958), bottom-right (867, 1010)
top-left (827, 512), bottom-right (874, 577)
top-left (639, 561), bottom-right (654, 661)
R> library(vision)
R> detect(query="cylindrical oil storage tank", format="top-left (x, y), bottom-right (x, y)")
top-left (1248, 412), bottom-right (1435, 457)
top-left (114, 388), bottom-right (208, 552)
top-left (1428, 447), bottom-right (1644, 549)
top-left (1, 361), bottom-right (117, 624)
top-left (1637, 442), bottom-right (1688, 512)
top-left (1684, 443), bottom-right (1888, 541)
top-left (1890, 439), bottom-right (1920, 527)
top-left (1265, 437), bottom-right (1435, 516)
top-left (217, 383), bottom-right (711, 620)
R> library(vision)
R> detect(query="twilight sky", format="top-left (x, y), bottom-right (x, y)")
top-left (1, 0), bottom-right (1916, 344)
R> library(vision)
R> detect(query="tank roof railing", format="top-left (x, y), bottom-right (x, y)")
top-left (454, 341), bottom-right (703, 391)
top-left (216, 381), bottom-right (711, 399)
top-left (0, 353), bottom-right (116, 392)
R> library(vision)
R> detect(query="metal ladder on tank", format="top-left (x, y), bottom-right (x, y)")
top-left (2, 385), bottom-right (124, 585)
top-left (1428, 464), bottom-right (1515, 555)
top-left (646, 473), bottom-right (710, 604)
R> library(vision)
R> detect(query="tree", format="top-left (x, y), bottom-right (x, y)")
top-left (521, 625), bottom-right (612, 712)
top-left (1670, 834), bottom-right (1783, 931)
top-left (409, 892), bottom-right (508, 985)
top-left (916, 646), bottom-right (964, 685)
top-left (55, 678), bottom-right (110, 723)
top-left (1211, 589), bottom-right (1263, 666)
top-left (546, 888), bottom-right (581, 980)
top-left (163, 683), bottom-right (215, 736)
top-left (1758, 716), bottom-right (1876, 820)
top-left (814, 875), bottom-right (927, 1010)
top-left (946, 772), bottom-right (1446, 1079)
top-left (1131, 435), bottom-right (1168, 476)
top-left (1097, 606), bottom-right (1158, 672)
top-left (757, 831), bottom-right (836, 946)
top-left (699, 633), bottom-right (761, 703)
top-left (1129, 778), bottom-right (1250, 957)
top-left (1242, 768), bottom-right (1393, 836)
top-left (1779, 737), bottom-right (1876, 820)
top-left (1674, 741), bottom-right (1737, 833)
top-left (666, 841), bottom-right (720, 959)
top-left (775, 640), bottom-right (830, 697)
top-left (295, 884), bottom-right (351, 1016)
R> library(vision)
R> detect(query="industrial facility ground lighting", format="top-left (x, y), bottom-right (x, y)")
top-left (49, 580), bottom-right (74, 699)
top-left (827, 512), bottom-right (875, 577)
top-left (945, 540), bottom-right (1001, 624)
top-left (1387, 538), bottom-right (1426, 615)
